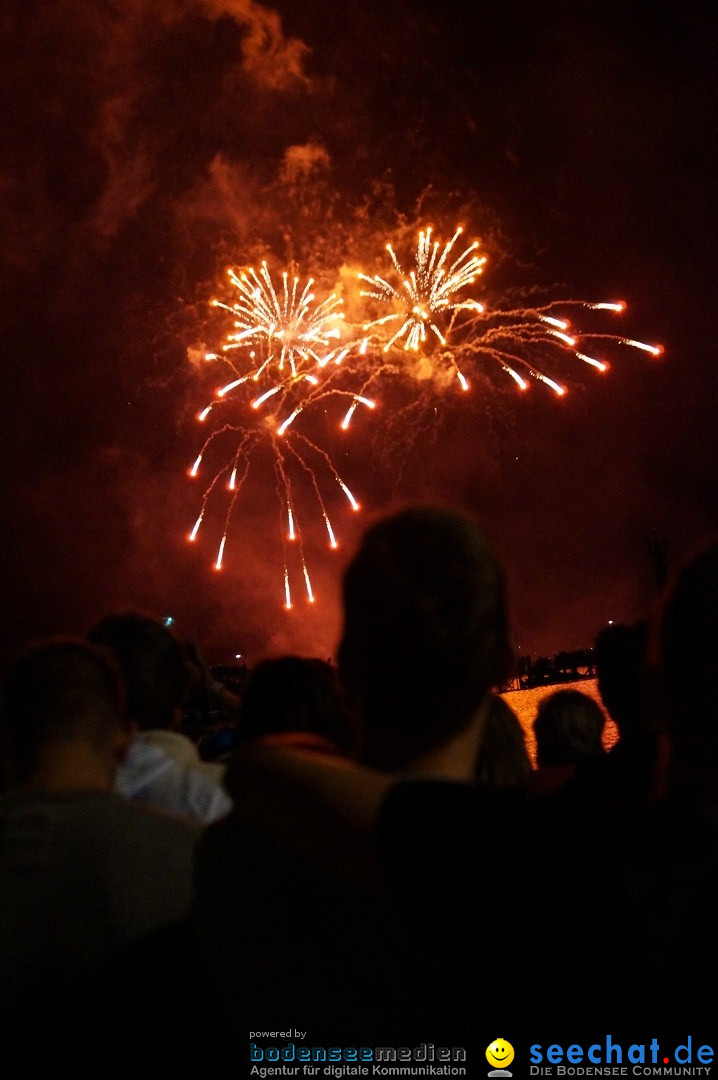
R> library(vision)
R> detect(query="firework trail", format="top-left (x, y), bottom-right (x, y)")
top-left (186, 226), bottom-right (662, 608)
top-left (359, 226), bottom-right (663, 397)
top-left (186, 262), bottom-right (363, 608)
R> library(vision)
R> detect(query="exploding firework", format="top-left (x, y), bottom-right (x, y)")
top-left (359, 226), bottom-right (663, 397)
top-left (186, 262), bottom-right (363, 608)
top-left (209, 261), bottom-right (347, 382)
top-left (185, 225), bottom-right (662, 609)
top-left (359, 225), bottom-right (485, 352)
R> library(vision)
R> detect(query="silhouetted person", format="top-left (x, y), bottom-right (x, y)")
top-left (530, 688), bottom-right (605, 798)
top-left (183, 639), bottom-right (242, 758)
top-left (338, 505), bottom-right (512, 773)
top-left (88, 612), bottom-right (231, 822)
top-left (236, 655), bottom-right (352, 757)
top-left (550, 542), bottom-right (718, 1037)
top-left (534, 688), bottom-right (605, 766)
top-left (603, 540), bottom-right (718, 1035)
top-left (659, 540), bottom-right (718, 798)
top-left (595, 621), bottom-right (649, 738)
top-left (193, 506), bottom-right (528, 1050)
top-left (590, 620), bottom-right (664, 804)
top-left (0, 639), bottom-right (200, 1065)
top-left (474, 694), bottom-right (531, 793)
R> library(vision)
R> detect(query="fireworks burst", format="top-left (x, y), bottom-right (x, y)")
top-left (208, 261), bottom-right (347, 381)
top-left (187, 262), bottom-right (363, 608)
top-left (359, 225), bottom-right (485, 353)
top-left (185, 225), bottom-right (662, 609)
top-left (360, 226), bottom-right (663, 397)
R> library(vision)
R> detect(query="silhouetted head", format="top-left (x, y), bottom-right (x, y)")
top-left (237, 656), bottom-right (351, 752)
top-left (475, 694), bottom-right (531, 792)
top-left (659, 539), bottom-right (718, 762)
top-left (87, 612), bottom-right (187, 731)
top-left (1, 638), bottom-right (124, 785)
top-left (338, 505), bottom-right (512, 769)
top-left (595, 621), bottom-right (648, 737)
top-left (534, 689), bottom-right (605, 769)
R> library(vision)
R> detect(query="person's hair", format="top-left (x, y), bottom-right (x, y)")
top-left (1, 638), bottom-right (123, 782)
top-left (338, 505), bottom-right (512, 768)
top-left (659, 539), bottom-right (718, 757)
top-left (87, 612), bottom-right (187, 731)
top-left (534, 689), bottom-right (605, 769)
top-left (475, 695), bottom-right (531, 792)
top-left (595, 621), bottom-right (648, 737)
top-left (236, 656), bottom-right (351, 751)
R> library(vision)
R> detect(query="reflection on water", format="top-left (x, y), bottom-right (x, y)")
top-left (501, 678), bottom-right (618, 765)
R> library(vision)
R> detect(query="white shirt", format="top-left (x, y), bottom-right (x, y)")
top-left (115, 729), bottom-right (232, 823)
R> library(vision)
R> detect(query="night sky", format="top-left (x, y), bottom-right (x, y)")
top-left (2, 0), bottom-right (717, 666)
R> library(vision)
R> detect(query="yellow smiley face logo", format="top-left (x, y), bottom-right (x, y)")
top-left (486, 1039), bottom-right (515, 1069)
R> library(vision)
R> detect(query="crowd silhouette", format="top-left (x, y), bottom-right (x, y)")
top-left (1, 505), bottom-right (716, 1073)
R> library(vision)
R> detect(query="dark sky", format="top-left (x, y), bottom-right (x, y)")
top-left (2, 0), bottom-right (717, 665)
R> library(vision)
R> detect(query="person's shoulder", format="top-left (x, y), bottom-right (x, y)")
top-left (0, 789), bottom-right (115, 826)
top-left (112, 789), bottom-right (201, 822)
top-left (98, 792), bottom-right (203, 845)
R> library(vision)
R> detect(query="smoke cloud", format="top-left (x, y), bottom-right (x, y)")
top-left (2, 0), bottom-right (716, 664)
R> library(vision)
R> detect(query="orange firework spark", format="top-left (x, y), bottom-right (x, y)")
top-left (186, 225), bottom-right (662, 609)
top-left (211, 262), bottom-right (346, 378)
top-left (359, 226), bottom-right (662, 398)
top-left (359, 225), bottom-right (486, 353)
top-left (187, 262), bottom-right (363, 608)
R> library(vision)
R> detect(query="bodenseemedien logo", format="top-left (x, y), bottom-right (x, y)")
top-left (249, 1040), bottom-right (468, 1074)
top-left (487, 1038), bottom-right (515, 1077)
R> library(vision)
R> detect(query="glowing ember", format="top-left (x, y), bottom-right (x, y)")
top-left (212, 262), bottom-right (345, 380)
top-left (186, 261), bottom-right (364, 607)
top-left (185, 223), bottom-right (662, 609)
top-left (359, 227), bottom-right (662, 398)
top-left (360, 225), bottom-right (485, 356)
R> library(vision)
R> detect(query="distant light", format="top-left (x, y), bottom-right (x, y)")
top-left (608, 620), bottom-right (613, 625)
top-left (235, 653), bottom-right (242, 660)
top-left (164, 616), bottom-right (175, 627)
